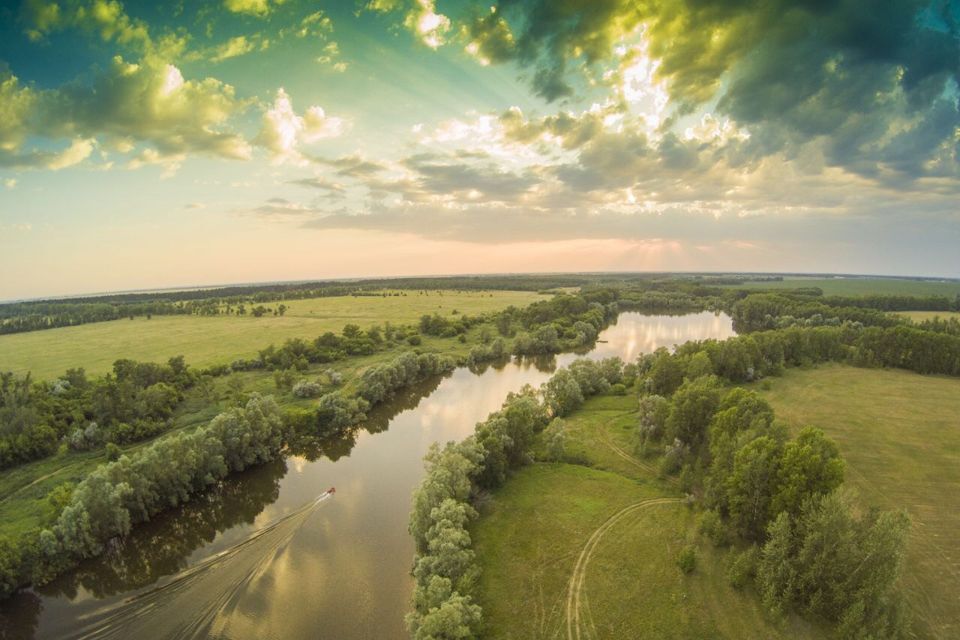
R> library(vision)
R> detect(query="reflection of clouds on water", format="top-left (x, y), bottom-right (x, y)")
top-left (59, 494), bottom-right (332, 640)
top-left (558, 311), bottom-right (735, 366)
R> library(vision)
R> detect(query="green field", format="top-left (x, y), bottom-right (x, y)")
top-left (758, 365), bottom-right (960, 639)
top-left (896, 310), bottom-right (960, 322)
top-left (472, 394), bottom-right (820, 639)
top-left (0, 290), bottom-right (544, 380)
top-left (722, 277), bottom-right (960, 297)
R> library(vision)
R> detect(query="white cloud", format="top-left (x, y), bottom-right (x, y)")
top-left (255, 88), bottom-right (345, 165)
top-left (46, 138), bottom-right (96, 170)
top-left (405, 0), bottom-right (451, 49)
top-left (211, 36), bottom-right (255, 63)
top-left (3, 178), bottom-right (16, 189)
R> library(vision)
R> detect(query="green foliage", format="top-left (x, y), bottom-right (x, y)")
top-left (542, 369), bottom-right (583, 417)
top-left (677, 545), bottom-right (697, 574)
top-left (647, 349), bottom-right (685, 395)
top-left (636, 394), bottom-right (669, 449)
top-left (665, 375), bottom-right (722, 451)
top-left (771, 427), bottom-right (844, 519)
top-left (33, 395), bottom-right (287, 578)
top-left (757, 491), bottom-right (910, 639)
top-left (105, 442), bottom-right (121, 462)
top-left (727, 545), bottom-right (759, 589)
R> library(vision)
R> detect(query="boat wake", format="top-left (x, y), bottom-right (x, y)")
top-left (62, 491), bottom-right (334, 640)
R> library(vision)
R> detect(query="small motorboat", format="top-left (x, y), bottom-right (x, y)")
top-left (327, 487), bottom-right (336, 494)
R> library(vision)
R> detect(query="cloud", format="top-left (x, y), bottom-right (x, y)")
top-left (3, 179), bottom-right (16, 189)
top-left (211, 35), bottom-right (256, 62)
top-left (317, 154), bottom-right (388, 177)
top-left (463, 0), bottom-right (959, 185)
top-left (0, 58), bottom-right (251, 171)
top-left (367, 0), bottom-right (451, 49)
top-left (223, 0), bottom-right (281, 17)
top-left (45, 138), bottom-right (96, 170)
top-left (255, 88), bottom-right (346, 165)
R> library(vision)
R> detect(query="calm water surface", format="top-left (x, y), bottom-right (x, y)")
top-left (1, 311), bottom-right (734, 639)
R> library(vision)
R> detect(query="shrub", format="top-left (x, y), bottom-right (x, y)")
top-left (727, 546), bottom-right (759, 589)
top-left (292, 379), bottom-right (322, 398)
top-left (407, 334), bottom-right (422, 346)
top-left (105, 442), bottom-right (121, 462)
top-left (677, 545), bottom-right (697, 574)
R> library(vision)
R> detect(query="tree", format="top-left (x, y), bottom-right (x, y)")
top-left (542, 369), bottom-right (583, 417)
top-left (771, 427), bottom-right (844, 520)
top-left (648, 351), bottom-right (685, 395)
top-left (665, 375), bottom-right (722, 451)
top-left (727, 436), bottom-right (783, 541)
top-left (636, 394), bottom-right (669, 446)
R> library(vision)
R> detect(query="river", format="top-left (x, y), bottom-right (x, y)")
top-left (0, 311), bottom-right (735, 639)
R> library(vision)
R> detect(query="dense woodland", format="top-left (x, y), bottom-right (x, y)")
top-left (1, 276), bottom-right (959, 635)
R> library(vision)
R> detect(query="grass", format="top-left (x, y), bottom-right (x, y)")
top-left (472, 393), bottom-right (821, 639)
top-left (895, 310), bottom-right (960, 322)
top-left (0, 290), bottom-right (544, 380)
top-left (757, 364), bottom-right (960, 640)
top-left (720, 277), bottom-right (960, 297)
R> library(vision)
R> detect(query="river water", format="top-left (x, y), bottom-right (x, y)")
top-left (1, 311), bottom-right (734, 639)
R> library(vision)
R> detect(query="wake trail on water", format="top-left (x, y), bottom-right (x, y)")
top-left (61, 492), bottom-right (334, 640)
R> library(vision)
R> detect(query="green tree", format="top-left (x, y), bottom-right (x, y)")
top-left (542, 369), bottom-right (583, 417)
top-left (771, 427), bottom-right (844, 520)
top-left (727, 435), bottom-right (783, 541)
top-left (665, 375), bottom-right (722, 451)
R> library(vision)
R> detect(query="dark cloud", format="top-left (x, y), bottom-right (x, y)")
top-left (315, 154), bottom-right (388, 177)
top-left (288, 176), bottom-right (347, 194)
top-left (468, 0), bottom-right (960, 182)
top-left (402, 152), bottom-right (538, 200)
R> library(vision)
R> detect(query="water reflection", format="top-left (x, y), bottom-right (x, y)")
top-left (1, 312), bottom-right (734, 639)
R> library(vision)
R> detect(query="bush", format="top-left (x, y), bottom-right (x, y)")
top-left (407, 334), bottom-right (422, 346)
top-left (727, 546), bottom-right (759, 589)
top-left (699, 509), bottom-right (731, 547)
top-left (677, 545), bottom-right (697, 574)
top-left (105, 442), bottom-right (121, 462)
top-left (292, 379), bottom-right (322, 398)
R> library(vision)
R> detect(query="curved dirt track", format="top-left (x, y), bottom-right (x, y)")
top-left (564, 497), bottom-right (681, 640)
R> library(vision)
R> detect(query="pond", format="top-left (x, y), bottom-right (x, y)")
top-left (2, 311), bottom-right (735, 639)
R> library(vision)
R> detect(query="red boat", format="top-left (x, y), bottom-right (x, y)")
top-left (328, 487), bottom-right (336, 494)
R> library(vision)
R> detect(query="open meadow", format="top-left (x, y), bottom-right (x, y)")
top-left (758, 365), bottom-right (960, 639)
top-left (472, 393), bottom-right (821, 639)
top-left (0, 290), bottom-right (544, 380)
top-left (721, 277), bottom-right (960, 297)
top-left (895, 310), bottom-right (960, 322)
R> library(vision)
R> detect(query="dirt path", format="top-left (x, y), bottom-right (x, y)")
top-left (564, 497), bottom-right (681, 640)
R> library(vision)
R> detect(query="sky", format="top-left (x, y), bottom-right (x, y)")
top-left (0, 0), bottom-right (958, 299)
